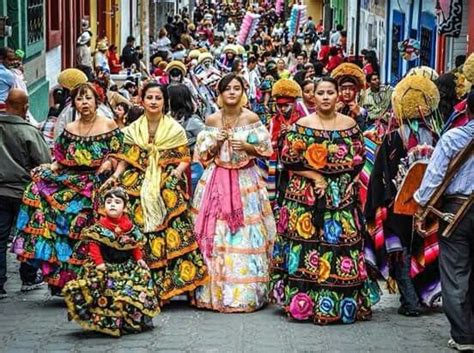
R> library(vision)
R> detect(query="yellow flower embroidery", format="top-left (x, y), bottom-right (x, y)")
top-left (73, 149), bottom-right (92, 165)
top-left (162, 189), bottom-right (178, 209)
top-left (296, 212), bottom-right (315, 239)
top-left (317, 258), bottom-right (331, 283)
top-left (233, 287), bottom-right (242, 300)
top-left (224, 255), bottom-right (233, 268)
top-left (110, 136), bottom-right (121, 151)
top-left (179, 260), bottom-right (197, 282)
top-left (127, 145), bottom-right (141, 162)
top-left (134, 205), bottom-right (144, 226)
top-left (122, 171), bottom-right (139, 187)
top-left (166, 228), bottom-right (181, 249)
top-left (150, 237), bottom-right (165, 258)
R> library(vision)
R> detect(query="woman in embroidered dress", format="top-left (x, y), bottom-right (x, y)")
top-left (254, 60), bottom-right (279, 126)
top-left (105, 82), bottom-right (208, 302)
top-left (13, 83), bottom-right (123, 295)
top-left (63, 188), bottom-right (160, 337)
top-left (192, 73), bottom-right (276, 312)
top-left (270, 77), bottom-right (380, 324)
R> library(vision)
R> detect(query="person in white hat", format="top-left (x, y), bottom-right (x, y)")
top-left (94, 41), bottom-right (110, 74)
top-left (76, 31), bottom-right (93, 80)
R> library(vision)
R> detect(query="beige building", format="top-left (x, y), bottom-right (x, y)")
top-left (304, 0), bottom-right (324, 22)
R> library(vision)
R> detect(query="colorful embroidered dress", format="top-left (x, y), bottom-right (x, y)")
top-left (270, 123), bottom-right (380, 324)
top-left (112, 115), bottom-right (208, 301)
top-left (63, 217), bottom-right (160, 337)
top-left (266, 110), bottom-right (302, 206)
top-left (254, 77), bottom-right (276, 126)
top-left (13, 129), bottom-right (123, 289)
top-left (192, 122), bottom-right (276, 312)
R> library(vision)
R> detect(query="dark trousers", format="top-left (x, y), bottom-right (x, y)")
top-left (439, 202), bottom-right (474, 344)
top-left (0, 196), bottom-right (37, 288)
top-left (393, 247), bottom-right (421, 310)
top-left (76, 65), bottom-right (94, 81)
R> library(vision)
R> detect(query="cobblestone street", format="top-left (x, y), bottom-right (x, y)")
top-left (0, 252), bottom-right (451, 353)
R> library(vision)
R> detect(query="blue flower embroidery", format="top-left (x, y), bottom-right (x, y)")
top-left (319, 297), bottom-right (335, 314)
top-left (249, 226), bottom-right (264, 248)
top-left (35, 239), bottom-right (52, 261)
top-left (56, 215), bottom-right (69, 235)
top-left (225, 229), bottom-right (243, 246)
top-left (16, 208), bottom-right (30, 230)
top-left (55, 240), bottom-right (72, 262)
top-left (66, 200), bottom-right (84, 214)
top-left (340, 297), bottom-right (357, 324)
top-left (323, 219), bottom-right (343, 244)
top-left (248, 256), bottom-right (261, 276)
top-left (287, 245), bottom-right (301, 275)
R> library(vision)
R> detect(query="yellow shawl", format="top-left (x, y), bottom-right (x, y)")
top-left (123, 114), bottom-right (188, 232)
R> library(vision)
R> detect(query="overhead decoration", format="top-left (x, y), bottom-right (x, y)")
top-left (237, 12), bottom-right (261, 46)
top-left (288, 4), bottom-right (307, 37)
top-left (398, 38), bottom-right (420, 61)
top-left (437, 0), bottom-right (463, 37)
top-left (275, 0), bottom-right (285, 16)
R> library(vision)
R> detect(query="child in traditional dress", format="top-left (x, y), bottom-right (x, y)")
top-left (63, 188), bottom-right (160, 337)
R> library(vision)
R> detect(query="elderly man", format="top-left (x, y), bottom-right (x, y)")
top-left (0, 89), bottom-right (51, 299)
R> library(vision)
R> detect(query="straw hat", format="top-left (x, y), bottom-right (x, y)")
top-left (331, 63), bottom-right (366, 90)
top-left (58, 68), bottom-right (88, 90)
top-left (407, 65), bottom-right (439, 82)
top-left (223, 44), bottom-right (238, 55)
top-left (272, 78), bottom-right (302, 99)
top-left (198, 52), bottom-right (214, 64)
top-left (165, 60), bottom-right (187, 76)
top-left (97, 41), bottom-right (108, 51)
top-left (462, 52), bottom-right (474, 83)
top-left (188, 49), bottom-right (201, 59)
top-left (392, 75), bottom-right (440, 120)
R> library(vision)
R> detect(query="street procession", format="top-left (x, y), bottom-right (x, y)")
top-left (0, 0), bottom-right (472, 351)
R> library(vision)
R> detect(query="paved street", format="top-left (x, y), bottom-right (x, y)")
top-left (0, 252), bottom-right (452, 353)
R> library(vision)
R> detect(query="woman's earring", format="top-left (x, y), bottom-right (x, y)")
top-left (239, 93), bottom-right (248, 108)
top-left (217, 95), bottom-right (224, 108)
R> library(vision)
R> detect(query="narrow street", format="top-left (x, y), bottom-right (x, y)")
top-left (1, 252), bottom-right (450, 353)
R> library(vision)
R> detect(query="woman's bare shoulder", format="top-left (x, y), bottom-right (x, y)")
top-left (242, 109), bottom-right (260, 124)
top-left (101, 116), bottom-right (118, 129)
top-left (337, 113), bottom-right (358, 129)
top-left (296, 113), bottom-right (317, 128)
top-left (205, 111), bottom-right (221, 126)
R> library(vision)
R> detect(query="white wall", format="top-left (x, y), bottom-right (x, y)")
top-left (121, 0), bottom-right (132, 49)
top-left (45, 46), bottom-right (62, 88)
top-left (346, 0), bottom-right (387, 81)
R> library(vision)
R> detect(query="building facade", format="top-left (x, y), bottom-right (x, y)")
top-left (383, 0), bottom-right (437, 85)
top-left (0, 0), bottom-right (49, 120)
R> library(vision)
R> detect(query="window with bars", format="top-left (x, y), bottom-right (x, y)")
top-left (27, 0), bottom-right (44, 45)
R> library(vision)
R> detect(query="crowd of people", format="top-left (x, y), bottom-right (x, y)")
top-left (0, 1), bottom-right (473, 350)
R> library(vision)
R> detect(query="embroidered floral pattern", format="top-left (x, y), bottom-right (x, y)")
top-left (270, 124), bottom-right (380, 324)
top-left (113, 141), bottom-right (208, 301)
top-left (63, 222), bottom-right (160, 337)
top-left (192, 122), bottom-right (276, 313)
top-left (13, 129), bottom-right (124, 289)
